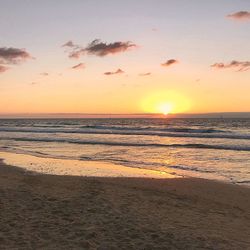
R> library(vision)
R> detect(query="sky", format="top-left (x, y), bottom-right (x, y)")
top-left (0, 0), bottom-right (250, 115)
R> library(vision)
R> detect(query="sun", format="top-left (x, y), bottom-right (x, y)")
top-left (140, 90), bottom-right (191, 115)
top-left (158, 103), bottom-right (173, 115)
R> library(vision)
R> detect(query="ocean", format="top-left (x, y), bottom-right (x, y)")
top-left (0, 118), bottom-right (249, 185)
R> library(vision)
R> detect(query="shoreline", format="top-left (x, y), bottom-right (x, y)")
top-left (1, 150), bottom-right (247, 187)
top-left (0, 160), bottom-right (250, 249)
top-left (0, 151), bottom-right (177, 179)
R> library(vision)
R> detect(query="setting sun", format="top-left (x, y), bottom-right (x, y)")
top-left (157, 103), bottom-right (173, 115)
top-left (140, 90), bottom-right (192, 115)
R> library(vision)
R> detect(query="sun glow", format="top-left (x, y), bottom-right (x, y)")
top-left (157, 103), bottom-right (173, 115)
top-left (141, 90), bottom-right (191, 115)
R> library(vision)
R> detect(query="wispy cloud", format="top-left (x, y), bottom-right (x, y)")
top-left (211, 60), bottom-right (250, 72)
top-left (0, 65), bottom-right (8, 73)
top-left (104, 68), bottom-right (124, 75)
top-left (71, 63), bottom-right (85, 70)
top-left (227, 11), bottom-right (250, 21)
top-left (62, 40), bottom-right (76, 48)
top-left (63, 39), bottom-right (137, 58)
top-left (139, 72), bottom-right (151, 76)
top-left (161, 59), bottom-right (178, 67)
top-left (40, 72), bottom-right (49, 76)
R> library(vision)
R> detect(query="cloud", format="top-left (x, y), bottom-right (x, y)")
top-left (161, 59), bottom-right (178, 67)
top-left (227, 11), bottom-right (250, 20)
top-left (0, 47), bottom-right (32, 74)
top-left (40, 72), bottom-right (49, 76)
top-left (63, 39), bottom-right (137, 58)
top-left (139, 72), bottom-right (151, 76)
top-left (104, 68), bottom-right (124, 75)
top-left (71, 63), bottom-right (85, 70)
top-left (68, 50), bottom-right (83, 59)
top-left (0, 47), bottom-right (32, 64)
top-left (211, 60), bottom-right (250, 72)
top-left (62, 40), bottom-right (76, 48)
top-left (0, 65), bottom-right (8, 73)
top-left (85, 40), bottom-right (136, 57)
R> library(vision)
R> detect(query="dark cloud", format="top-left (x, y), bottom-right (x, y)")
top-left (71, 63), bottom-right (85, 70)
top-left (211, 60), bottom-right (250, 72)
top-left (139, 72), bottom-right (151, 76)
top-left (63, 39), bottom-right (137, 58)
top-left (0, 47), bottom-right (32, 74)
top-left (85, 39), bottom-right (136, 57)
top-left (227, 11), bottom-right (250, 20)
top-left (0, 65), bottom-right (8, 73)
top-left (0, 47), bottom-right (32, 64)
top-left (161, 59), bottom-right (178, 67)
top-left (104, 68), bottom-right (124, 75)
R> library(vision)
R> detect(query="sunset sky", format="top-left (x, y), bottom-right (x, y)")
top-left (0, 0), bottom-right (250, 115)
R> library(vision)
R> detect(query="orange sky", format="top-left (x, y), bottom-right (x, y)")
top-left (0, 1), bottom-right (250, 115)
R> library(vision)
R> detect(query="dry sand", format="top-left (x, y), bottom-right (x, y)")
top-left (0, 160), bottom-right (249, 249)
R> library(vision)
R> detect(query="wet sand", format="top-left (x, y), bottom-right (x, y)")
top-left (0, 160), bottom-right (249, 249)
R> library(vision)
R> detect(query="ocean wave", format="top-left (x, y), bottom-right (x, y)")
top-left (1, 137), bottom-right (250, 151)
top-left (166, 164), bottom-right (215, 173)
top-left (0, 124), bottom-right (229, 134)
top-left (80, 125), bottom-right (227, 133)
top-left (79, 156), bottom-right (216, 174)
top-left (0, 127), bottom-right (249, 140)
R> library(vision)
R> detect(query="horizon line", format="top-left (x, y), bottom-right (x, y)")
top-left (0, 112), bottom-right (249, 119)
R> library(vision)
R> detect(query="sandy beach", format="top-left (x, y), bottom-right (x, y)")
top-left (0, 160), bottom-right (249, 249)
top-left (1, 0), bottom-right (250, 249)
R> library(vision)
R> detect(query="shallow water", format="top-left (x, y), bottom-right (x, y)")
top-left (0, 118), bottom-right (249, 185)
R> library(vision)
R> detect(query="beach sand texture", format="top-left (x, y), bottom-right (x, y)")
top-left (0, 160), bottom-right (250, 249)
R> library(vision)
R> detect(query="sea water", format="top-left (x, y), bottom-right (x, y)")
top-left (0, 118), bottom-right (249, 185)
